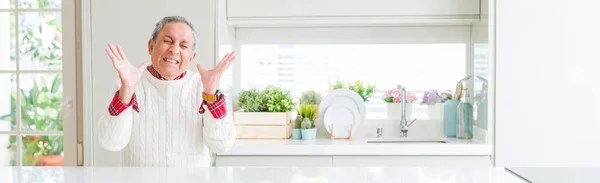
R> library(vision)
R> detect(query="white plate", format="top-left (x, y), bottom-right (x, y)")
top-left (323, 104), bottom-right (360, 137)
top-left (325, 97), bottom-right (359, 135)
top-left (319, 88), bottom-right (366, 123)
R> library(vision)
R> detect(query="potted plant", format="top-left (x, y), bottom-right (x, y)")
top-left (237, 88), bottom-right (265, 112)
top-left (383, 88), bottom-right (416, 119)
top-left (299, 90), bottom-right (322, 105)
top-left (421, 90), bottom-right (451, 119)
top-left (261, 86), bottom-right (296, 113)
top-left (234, 86), bottom-right (296, 139)
top-left (292, 113), bottom-right (303, 139)
top-left (292, 90), bottom-right (322, 139)
top-left (334, 80), bottom-right (376, 102)
top-left (1, 75), bottom-right (64, 166)
top-left (298, 104), bottom-right (318, 140)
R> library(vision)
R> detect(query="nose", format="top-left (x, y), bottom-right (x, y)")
top-left (168, 45), bottom-right (181, 54)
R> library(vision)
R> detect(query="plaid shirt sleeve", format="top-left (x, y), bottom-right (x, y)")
top-left (199, 93), bottom-right (227, 119)
top-left (108, 90), bottom-right (140, 116)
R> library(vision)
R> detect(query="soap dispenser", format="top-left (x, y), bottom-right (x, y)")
top-left (443, 76), bottom-right (471, 138)
top-left (456, 86), bottom-right (473, 139)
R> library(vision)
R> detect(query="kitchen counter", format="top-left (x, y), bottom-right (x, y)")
top-left (217, 137), bottom-right (492, 156)
top-left (0, 167), bottom-right (526, 183)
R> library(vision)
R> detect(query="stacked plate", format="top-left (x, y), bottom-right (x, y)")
top-left (318, 88), bottom-right (366, 137)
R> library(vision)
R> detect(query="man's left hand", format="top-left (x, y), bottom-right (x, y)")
top-left (197, 52), bottom-right (236, 95)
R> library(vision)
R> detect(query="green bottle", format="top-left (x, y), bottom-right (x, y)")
top-left (456, 87), bottom-right (473, 139)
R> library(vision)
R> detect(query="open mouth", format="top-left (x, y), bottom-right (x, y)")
top-left (163, 57), bottom-right (180, 64)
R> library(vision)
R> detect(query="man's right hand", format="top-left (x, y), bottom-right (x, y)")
top-left (106, 44), bottom-right (148, 104)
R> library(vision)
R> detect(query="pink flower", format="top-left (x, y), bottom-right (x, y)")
top-left (384, 88), bottom-right (400, 98)
top-left (383, 88), bottom-right (416, 103)
top-left (393, 96), bottom-right (401, 103)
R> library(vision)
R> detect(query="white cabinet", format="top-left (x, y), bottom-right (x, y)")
top-left (215, 156), bottom-right (333, 167)
top-left (333, 156), bottom-right (491, 167)
top-left (226, 0), bottom-right (480, 18)
top-left (215, 155), bottom-right (491, 167)
top-left (225, 0), bottom-right (482, 26)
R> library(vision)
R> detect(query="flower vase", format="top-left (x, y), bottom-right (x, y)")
top-left (427, 103), bottom-right (444, 119)
top-left (291, 129), bottom-right (302, 139)
top-left (443, 99), bottom-right (461, 137)
top-left (386, 103), bottom-right (412, 120)
top-left (301, 128), bottom-right (317, 140)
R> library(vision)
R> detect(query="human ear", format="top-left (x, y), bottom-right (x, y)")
top-left (147, 39), bottom-right (154, 54)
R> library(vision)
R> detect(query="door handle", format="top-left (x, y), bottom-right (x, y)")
top-left (59, 96), bottom-right (72, 121)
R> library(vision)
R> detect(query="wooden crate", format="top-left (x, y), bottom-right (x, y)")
top-left (233, 111), bottom-right (292, 139)
top-left (233, 112), bottom-right (291, 125)
top-left (236, 124), bottom-right (292, 139)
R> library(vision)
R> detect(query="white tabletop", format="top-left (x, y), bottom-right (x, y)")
top-left (506, 167), bottom-right (600, 183)
top-left (1, 166), bottom-right (526, 183)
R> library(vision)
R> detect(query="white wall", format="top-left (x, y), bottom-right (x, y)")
top-left (88, 0), bottom-right (217, 166)
top-left (495, 0), bottom-right (600, 166)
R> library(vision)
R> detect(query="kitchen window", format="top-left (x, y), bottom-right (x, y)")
top-left (219, 26), bottom-right (484, 120)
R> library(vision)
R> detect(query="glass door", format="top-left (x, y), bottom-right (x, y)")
top-left (0, 0), bottom-right (77, 166)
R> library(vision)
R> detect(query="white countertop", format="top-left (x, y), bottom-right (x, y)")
top-left (0, 167), bottom-right (526, 183)
top-left (217, 137), bottom-right (492, 156)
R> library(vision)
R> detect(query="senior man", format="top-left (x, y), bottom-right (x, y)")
top-left (95, 16), bottom-right (237, 167)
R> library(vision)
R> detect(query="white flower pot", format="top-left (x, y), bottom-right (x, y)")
top-left (386, 103), bottom-right (412, 120)
top-left (427, 103), bottom-right (444, 119)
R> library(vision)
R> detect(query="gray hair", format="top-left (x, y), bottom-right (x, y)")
top-left (151, 16), bottom-right (197, 50)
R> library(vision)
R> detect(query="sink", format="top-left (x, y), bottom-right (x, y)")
top-left (367, 140), bottom-right (448, 144)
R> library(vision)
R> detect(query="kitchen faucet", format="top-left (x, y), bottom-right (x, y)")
top-left (398, 85), bottom-right (418, 137)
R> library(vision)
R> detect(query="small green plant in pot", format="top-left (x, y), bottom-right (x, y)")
top-left (234, 86), bottom-right (296, 139)
top-left (298, 104), bottom-right (318, 140)
top-left (238, 88), bottom-right (264, 112)
top-left (261, 86), bottom-right (296, 112)
top-left (292, 114), bottom-right (304, 139)
top-left (299, 90), bottom-right (322, 105)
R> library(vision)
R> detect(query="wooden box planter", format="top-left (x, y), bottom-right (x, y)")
top-left (233, 111), bottom-right (292, 139)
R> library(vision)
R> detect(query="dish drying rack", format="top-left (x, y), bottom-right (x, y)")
top-left (329, 124), bottom-right (353, 140)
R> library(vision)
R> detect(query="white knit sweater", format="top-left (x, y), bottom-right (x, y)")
top-left (95, 70), bottom-right (237, 167)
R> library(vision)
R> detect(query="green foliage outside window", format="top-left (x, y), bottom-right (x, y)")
top-left (1, 0), bottom-right (63, 166)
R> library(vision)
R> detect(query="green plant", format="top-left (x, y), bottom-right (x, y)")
top-left (335, 80), bottom-right (377, 102)
top-left (294, 115), bottom-right (303, 129)
top-left (299, 90), bottom-right (322, 105)
top-left (237, 88), bottom-right (264, 112)
top-left (1, 75), bottom-right (64, 166)
top-left (334, 80), bottom-right (346, 89)
top-left (301, 118), bottom-right (313, 129)
top-left (261, 86), bottom-right (295, 112)
top-left (298, 104), bottom-right (318, 121)
top-left (10, 2), bottom-right (62, 69)
top-left (297, 104), bottom-right (318, 129)
top-left (2, 0), bottom-right (64, 167)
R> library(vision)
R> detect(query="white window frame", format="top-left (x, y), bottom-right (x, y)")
top-left (0, 0), bottom-right (78, 166)
top-left (221, 25), bottom-right (477, 120)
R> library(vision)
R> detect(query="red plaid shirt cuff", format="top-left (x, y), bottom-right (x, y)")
top-left (108, 90), bottom-right (140, 116)
top-left (199, 93), bottom-right (227, 119)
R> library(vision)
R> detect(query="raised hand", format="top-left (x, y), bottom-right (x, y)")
top-left (106, 44), bottom-right (148, 88)
top-left (106, 44), bottom-right (148, 102)
top-left (197, 52), bottom-right (236, 95)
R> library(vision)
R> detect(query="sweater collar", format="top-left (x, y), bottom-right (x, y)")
top-left (147, 65), bottom-right (186, 80)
